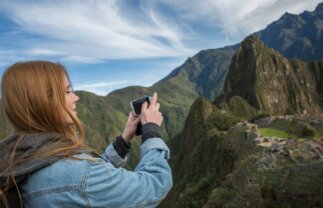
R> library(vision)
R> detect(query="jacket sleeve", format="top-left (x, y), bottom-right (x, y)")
top-left (85, 137), bottom-right (173, 208)
top-left (101, 143), bottom-right (128, 168)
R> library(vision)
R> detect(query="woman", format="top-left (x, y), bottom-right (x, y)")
top-left (0, 61), bottom-right (172, 208)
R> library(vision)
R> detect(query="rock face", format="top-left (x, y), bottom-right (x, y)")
top-left (216, 35), bottom-right (323, 115)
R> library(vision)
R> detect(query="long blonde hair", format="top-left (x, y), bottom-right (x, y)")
top-left (0, 60), bottom-right (91, 207)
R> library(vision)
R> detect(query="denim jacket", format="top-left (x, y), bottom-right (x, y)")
top-left (20, 137), bottom-right (172, 208)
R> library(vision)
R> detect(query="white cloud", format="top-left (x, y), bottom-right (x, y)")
top-left (28, 48), bottom-right (64, 56)
top-left (74, 80), bottom-right (133, 95)
top-left (76, 81), bottom-right (128, 89)
top-left (62, 55), bottom-right (105, 64)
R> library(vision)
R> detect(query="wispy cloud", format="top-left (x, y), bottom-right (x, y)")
top-left (0, 0), bottom-right (321, 64)
top-left (0, 0), bottom-right (194, 63)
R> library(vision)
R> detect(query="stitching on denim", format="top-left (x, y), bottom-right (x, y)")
top-left (24, 185), bottom-right (81, 201)
top-left (84, 158), bottom-right (113, 206)
top-left (81, 159), bottom-right (95, 208)
top-left (23, 155), bottom-right (97, 204)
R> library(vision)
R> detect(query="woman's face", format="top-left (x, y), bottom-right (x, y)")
top-left (63, 74), bottom-right (79, 124)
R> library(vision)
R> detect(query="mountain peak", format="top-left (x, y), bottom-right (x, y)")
top-left (239, 35), bottom-right (264, 52)
top-left (316, 2), bottom-right (323, 13)
top-left (256, 1), bottom-right (323, 61)
top-left (216, 36), bottom-right (323, 115)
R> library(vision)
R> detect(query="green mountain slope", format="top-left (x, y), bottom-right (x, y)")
top-left (159, 46), bottom-right (237, 101)
top-left (73, 47), bottom-right (235, 167)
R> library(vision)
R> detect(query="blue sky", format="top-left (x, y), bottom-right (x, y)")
top-left (0, 0), bottom-right (321, 96)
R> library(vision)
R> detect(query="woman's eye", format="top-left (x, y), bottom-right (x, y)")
top-left (66, 86), bottom-right (73, 93)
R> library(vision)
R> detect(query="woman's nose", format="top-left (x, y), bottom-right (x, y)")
top-left (73, 92), bottom-right (80, 102)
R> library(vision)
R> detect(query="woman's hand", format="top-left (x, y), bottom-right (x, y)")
top-left (121, 92), bottom-right (163, 142)
top-left (122, 112), bottom-right (140, 143)
top-left (140, 92), bottom-right (163, 126)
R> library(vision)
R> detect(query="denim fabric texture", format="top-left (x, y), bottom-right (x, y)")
top-left (20, 137), bottom-right (172, 208)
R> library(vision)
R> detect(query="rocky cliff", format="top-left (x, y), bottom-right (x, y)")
top-left (216, 35), bottom-right (323, 115)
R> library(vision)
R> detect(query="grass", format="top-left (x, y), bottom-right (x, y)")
top-left (313, 129), bottom-right (323, 140)
top-left (266, 118), bottom-right (323, 140)
top-left (259, 128), bottom-right (290, 139)
top-left (259, 126), bottom-right (323, 140)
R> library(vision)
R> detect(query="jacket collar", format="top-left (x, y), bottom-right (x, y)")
top-left (0, 132), bottom-right (95, 189)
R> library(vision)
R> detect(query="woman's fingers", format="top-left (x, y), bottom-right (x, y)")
top-left (155, 103), bottom-right (160, 111)
top-left (141, 101), bottom-right (148, 113)
top-left (128, 111), bottom-right (134, 121)
top-left (151, 92), bottom-right (157, 106)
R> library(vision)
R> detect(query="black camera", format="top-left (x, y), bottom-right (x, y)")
top-left (130, 96), bottom-right (152, 117)
top-left (130, 96), bottom-right (152, 135)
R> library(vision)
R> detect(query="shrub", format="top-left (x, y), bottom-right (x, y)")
top-left (208, 109), bottom-right (240, 131)
top-left (300, 126), bottom-right (314, 138)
